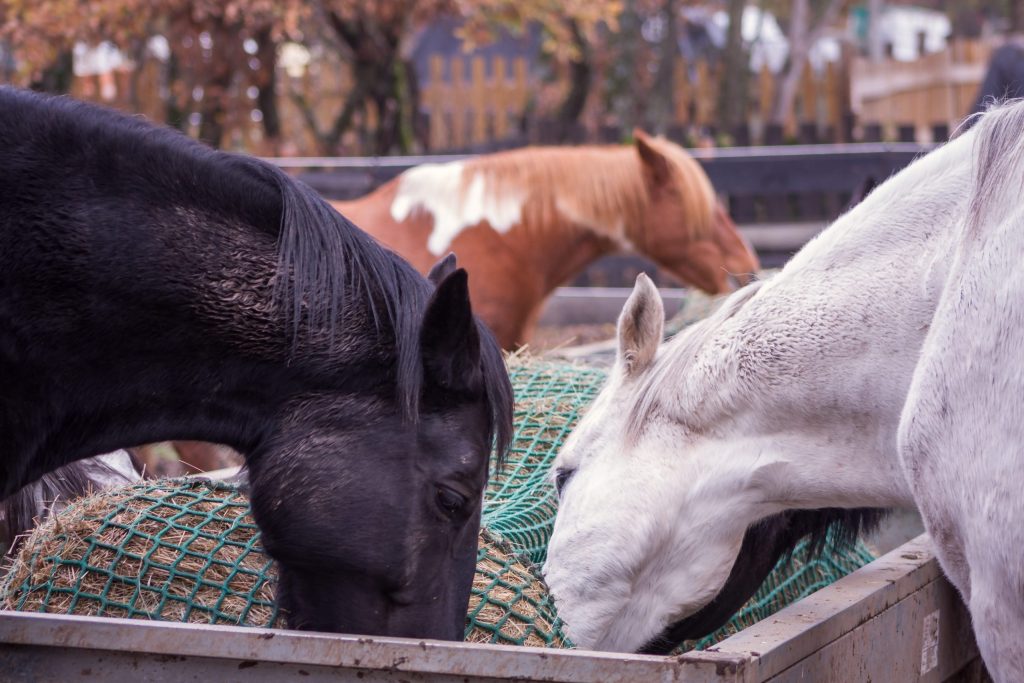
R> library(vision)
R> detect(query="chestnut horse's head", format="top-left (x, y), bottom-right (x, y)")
top-left (630, 130), bottom-right (759, 293)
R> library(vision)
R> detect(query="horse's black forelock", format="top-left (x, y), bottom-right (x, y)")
top-left (637, 506), bottom-right (887, 655)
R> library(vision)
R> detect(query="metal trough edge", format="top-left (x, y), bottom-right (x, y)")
top-left (0, 534), bottom-right (978, 682)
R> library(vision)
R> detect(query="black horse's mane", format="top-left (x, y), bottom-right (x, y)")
top-left (639, 506), bottom-right (886, 654)
top-left (2, 87), bottom-right (512, 460)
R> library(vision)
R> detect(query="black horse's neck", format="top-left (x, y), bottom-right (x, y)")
top-left (0, 88), bottom-right (427, 497)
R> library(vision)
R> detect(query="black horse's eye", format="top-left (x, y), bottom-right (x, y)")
top-left (554, 468), bottom-right (575, 496)
top-left (436, 487), bottom-right (467, 517)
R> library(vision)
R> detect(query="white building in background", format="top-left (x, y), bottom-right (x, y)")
top-left (679, 5), bottom-right (842, 73)
top-left (72, 37), bottom-right (171, 101)
top-left (869, 5), bottom-right (952, 61)
top-left (680, 3), bottom-right (952, 72)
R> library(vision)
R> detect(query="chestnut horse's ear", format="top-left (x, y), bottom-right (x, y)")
top-left (427, 252), bottom-right (457, 285)
top-left (617, 273), bottom-right (664, 376)
top-left (634, 128), bottom-right (672, 187)
top-left (420, 268), bottom-right (482, 394)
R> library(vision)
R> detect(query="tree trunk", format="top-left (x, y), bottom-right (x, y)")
top-left (164, 52), bottom-right (189, 132)
top-left (197, 22), bottom-right (235, 149)
top-left (553, 19), bottom-right (593, 142)
top-left (614, 0), bottom-right (641, 134)
top-left (31, 50), bottom-right (73, 94)
top-left (650, 0), bottom-right (678, 135)
top-left (254, 28), bottom-right (282, 151)
top-left (770, 0), bottom-right (843, 126)
top-left (771, 0), bottom-right (809, 127)
top-left (717, 0), bottom-right (748, 132)
top-left (325, 10), bottom-right (419, 155)
top-left (770, 0), bottom-right (845, 127)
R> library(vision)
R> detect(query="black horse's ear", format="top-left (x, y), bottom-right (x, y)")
top-left (420, 268), bottom-right (482, 394)
top-left (427, 253), bottom-right (458, 285)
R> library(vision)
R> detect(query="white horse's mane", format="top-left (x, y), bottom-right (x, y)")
top-left (968, 99), bottom-right (1024, 233)
top-left (625, 279), bottom-right (765, 440)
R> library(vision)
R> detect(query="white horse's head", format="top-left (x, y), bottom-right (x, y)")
top-left (544, 126), bottom-right (981, 652)
top-left (544, 276), bottom-right (782, 652)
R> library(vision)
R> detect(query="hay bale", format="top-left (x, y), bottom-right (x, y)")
top-left (0, 479), bottom-right (567, 648)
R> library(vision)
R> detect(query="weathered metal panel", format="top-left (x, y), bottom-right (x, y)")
top-left (0, 611), bottom-right (742, 683)
top-left (695, 536), bottom-right (979, 683)
top-left (0, 535), bottom-right (980, 682)
top-left (760, 576), bottom-right (975, 682)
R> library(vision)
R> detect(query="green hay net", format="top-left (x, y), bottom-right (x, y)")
top-left (0, 478), bottom-right (564, 646)
top-left (1, 354), bottom-right (877, 651)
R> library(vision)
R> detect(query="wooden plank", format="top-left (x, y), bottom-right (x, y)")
top-left (470, 56), bottom-right (487, 145)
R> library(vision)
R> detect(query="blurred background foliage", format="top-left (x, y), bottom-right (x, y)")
top-left (0, 1), bottom-right (1017, 153)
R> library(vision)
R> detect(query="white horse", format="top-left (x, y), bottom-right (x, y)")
top-left (543, 100), bottom-right (1024, 681)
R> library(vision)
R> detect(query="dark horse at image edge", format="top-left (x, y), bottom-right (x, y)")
top-left (0, 87), bottom-right (513, 639)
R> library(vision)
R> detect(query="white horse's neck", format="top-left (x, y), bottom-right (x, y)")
top-left (665, 132), bottom-right (977, 514)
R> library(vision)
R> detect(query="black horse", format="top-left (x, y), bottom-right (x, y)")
top-left (0, 87), bottom-right (513, 639)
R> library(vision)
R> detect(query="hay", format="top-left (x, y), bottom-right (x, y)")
top-left (1, 481), bottom-right (279, 627)
top-left (468, 529), bottom-right (565, 648)
top-left (0, 479), bottom-right (567, 648)
top-left (482, 355), bottom-right (607, 564)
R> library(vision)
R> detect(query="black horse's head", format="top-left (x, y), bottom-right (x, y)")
top-left (245, 253), bottom-right (512, 638)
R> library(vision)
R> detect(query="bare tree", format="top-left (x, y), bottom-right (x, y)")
top-left (770, 0), bottom-right (846, 127)
top-left (717, 0), bottom-right (748, 132)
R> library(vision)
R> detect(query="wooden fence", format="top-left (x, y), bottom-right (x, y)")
top-left (66, 38), bottom-right (993, 153)
top-left (850, 39), bottom-right (990, 143)
top-left (420, 54), bottom-right (531, 151)
top-left (669, 57), bottom-right (850, 144)
top-left (420, 53), bottom-right (852, 148)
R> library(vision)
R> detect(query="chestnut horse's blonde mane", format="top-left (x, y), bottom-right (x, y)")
top-left (460, 138), bottom-right (717, 243)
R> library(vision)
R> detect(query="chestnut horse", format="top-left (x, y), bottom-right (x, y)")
top-left (332, 131), bottom-right (759, 349)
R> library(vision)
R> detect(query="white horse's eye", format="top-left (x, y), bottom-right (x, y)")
top-left (554, 468), bottom-right (575, 497)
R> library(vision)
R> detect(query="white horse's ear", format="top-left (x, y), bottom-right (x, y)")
top-left (617, 273), bottom-right (664, 376)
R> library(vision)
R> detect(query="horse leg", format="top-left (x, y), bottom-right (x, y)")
top-left (967, 569), bottom-right (1024, 682)
top-left (900, 420), bottom-right (1024, 682)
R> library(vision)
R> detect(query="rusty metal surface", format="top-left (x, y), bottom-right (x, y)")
top-left (0, 534), bottom-right (977, 682)
top-left (0, 611), bottom-right (741, 683)
top-left (761, 575), bottom-right (977, 682)
top-left (705, 535), bottom-right (979, 682)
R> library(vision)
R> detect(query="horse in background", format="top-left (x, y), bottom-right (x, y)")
top-left (543, 102), bottom-right (1024, 680)
top-left (333, 130), bottom-right (759, 349)
top-left (0, 88), bottom-right (513, 641)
